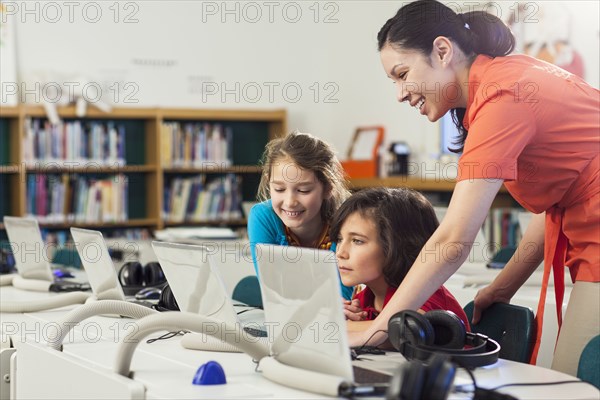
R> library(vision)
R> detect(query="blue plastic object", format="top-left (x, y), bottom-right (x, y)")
top-left (192, 361), bottom-right (227, 385)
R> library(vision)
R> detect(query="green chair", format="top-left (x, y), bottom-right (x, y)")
top-left (578, 335), bottom-right (600, 389)
top-left (231, 275), bottom-right (263, 308)
top-left (52, 248), bottom-right (82, 269)
top-left (463, 301), bottom-right (535, 363)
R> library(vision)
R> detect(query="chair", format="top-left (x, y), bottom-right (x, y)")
top-left (52, 247), bottom-right (82, 269)
top-left (578, 335), bottom-right (600, 389)
top-left (463, 301), bottom-right (535, 363)
top-left (231, 275), bottom-right (263, 308)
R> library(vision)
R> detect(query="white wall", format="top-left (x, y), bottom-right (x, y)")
top-left (5, 1), bottom-right (599, 163)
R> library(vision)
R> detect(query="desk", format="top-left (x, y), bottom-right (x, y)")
top-left (2, 267), bottom-right (597, 400)
top-left (3, 295), bottom-right (598, 399)
top-left (11, 330), bottom-right (600, 400)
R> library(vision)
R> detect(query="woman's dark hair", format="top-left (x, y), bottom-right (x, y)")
top-left (377, 0), bottom-right (516, 152)
top-left (330, 187), bottom-right (439, 288)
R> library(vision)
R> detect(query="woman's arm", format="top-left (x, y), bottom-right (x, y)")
top-left (348, 178), bottom-right (504, 347)
top-left (472, 212), bottom-right (545, 323)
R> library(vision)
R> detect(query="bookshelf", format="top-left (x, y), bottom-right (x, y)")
top-left (0, 105), bottom-right (287, 235)
top-left (348, 176), bottom-right (523, 249)
top-left (349, 177), bottom-right (517, 208)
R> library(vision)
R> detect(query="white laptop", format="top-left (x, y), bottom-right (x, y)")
top-left (3, 216), bottom-right (89, 291)
top-left (71, 227), bottom-right (143, 302)
top-left (434, 207), bottom-right (491, 263)
top-left (255, 244), bottom-right (393, 386)
top-left (150, 241), bottom-right (265, 336)
top-left (3, 216), bottom-right (54, 281)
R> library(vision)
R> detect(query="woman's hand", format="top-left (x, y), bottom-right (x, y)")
top-left (473, 212), bottom-right (546, 325)
top-left (472, 284), bottom-right (511, 325)
top-left (343, 299), bottom-right (367, 321)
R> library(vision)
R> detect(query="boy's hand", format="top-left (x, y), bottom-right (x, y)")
top-left (343, 299), bottom-right (367, 321)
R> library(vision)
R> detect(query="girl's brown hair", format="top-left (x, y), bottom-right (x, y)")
top-left (257, 131), bottom-right (350, 223)
top-left (330, 187), bottom-right (439, 288)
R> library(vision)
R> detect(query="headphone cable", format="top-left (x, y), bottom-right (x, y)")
top-left (357, 329), bottom-right (387, 351)
top-left (453, 359), bottom-right (518, 400)
top-left (453, 359), bottom-right (591, 399)
top-left (489, 380), bottom-right (593, 390)
top-left (146, 330), bottom-right (189, 344)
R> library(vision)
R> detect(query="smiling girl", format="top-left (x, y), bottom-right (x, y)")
top-left (248, 131), bottom-right (353, 300)
top-left (330, 187), bottom-right (469, 329)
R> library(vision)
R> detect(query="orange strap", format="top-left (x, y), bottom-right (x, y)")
top-left (529, 208), bottom-right (567, 364)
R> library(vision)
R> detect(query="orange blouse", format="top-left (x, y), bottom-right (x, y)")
top-left (457, 54), bottom-right (599, 363)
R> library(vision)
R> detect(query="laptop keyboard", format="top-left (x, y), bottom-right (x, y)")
top-left (352, 365), bottom-right (392, 384)
top-left (129, 299), bottom-right (156, 309)
top-left (243, 326), bottom-right (268, 337)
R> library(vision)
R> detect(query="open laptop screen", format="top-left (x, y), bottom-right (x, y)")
top-left (4, 216), bottom-right (54, 281)
top-left (151, 241), bottom-right (238, 323)
top-left (255, 244), bottom-right (353, 380)
top-left (70, 228), bottom-right (126, 301)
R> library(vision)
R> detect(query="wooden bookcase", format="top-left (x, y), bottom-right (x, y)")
top-left (0, 105), bottom-right (287, 233)
top-left (349, 176), bottom-right (518, 208)
top-left (349, 176), bottom-right (523, 249)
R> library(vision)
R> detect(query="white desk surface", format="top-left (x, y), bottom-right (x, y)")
top-left (2, 265), bottom-right (597, 400)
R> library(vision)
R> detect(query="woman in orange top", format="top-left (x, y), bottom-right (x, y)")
top-left (347, 0), bottom-right (599, 376)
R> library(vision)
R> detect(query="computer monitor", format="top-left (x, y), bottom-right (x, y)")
top-left (440, 113), bottom-right (461, 155)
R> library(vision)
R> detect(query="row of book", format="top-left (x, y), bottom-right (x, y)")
top-left (23, 119), bottom-right (127, 167)
top-left (26, 174), bottom-right (129, 224)
top-left (483, 208), bottom-right (523, 249)
top-left (163, 174), bottom-right (243, 223)
top-left (161, 122), bottom-right (233, 168)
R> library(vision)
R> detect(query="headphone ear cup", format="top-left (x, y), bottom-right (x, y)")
top-left (424, 310), bottom-right (466, 349)
top-left (156, 284), bottom-right (179, 312)
top-left (388, 310), bottom-right (435, 352)
top-left (422, 354), bottom-right (456, 400)
top-left (143, 262), bottom-right (165, 286)
top-left (386, 360), bottom-right (426, 400)
top-left (119, 261), bottom-right (143, 286)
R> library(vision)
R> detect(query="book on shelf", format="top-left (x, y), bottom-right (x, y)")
top-left (163, 174), bottom-right (243, 223)
top-left (161, 121), bottom-right (233, 168)
top-left (23, 118), bottom-right (126, 167)
top-left (26, 174), bottom-right (129, 224)
top-left (483, 208), bottom-right (523, 251)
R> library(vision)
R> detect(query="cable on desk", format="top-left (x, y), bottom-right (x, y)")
top-left (489, 379), bottom-right (592, 390)
top-left (453, 359), bottom-right (519, 400)
top-left (354, 329), bottom-right (388, 353)
top-left (47, 300), bottom-right (158, 351)
top-left (146, 330), bottom-right (189, 344)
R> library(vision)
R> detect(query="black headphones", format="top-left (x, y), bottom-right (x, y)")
top-left (0, 247), bottom-right (15, 274)
top-left (118, 261), bottom-right (166, 296)
top-left (386, 353), bottom-right (456, 400)
top-left (385, 352), bottom-right (518, 400)
top-left (153, 284), bottom-right (180, 312)
top-left (388, 310), bottom-right (500, 369)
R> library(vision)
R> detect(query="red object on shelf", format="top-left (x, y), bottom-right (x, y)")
top-left (341, 126), bottom-right (385, 179)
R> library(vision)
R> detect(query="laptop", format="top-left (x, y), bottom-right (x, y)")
top-left (70, 227), bottom-right (152, 305)
top-left (3, 216), bottom-right (89, 292)
top-left (433, 207), bottom-right (491, 263)
top-left (150, 241), bottom-right (266, 337)
top-left (255, 243), bottom-right (393, 386)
